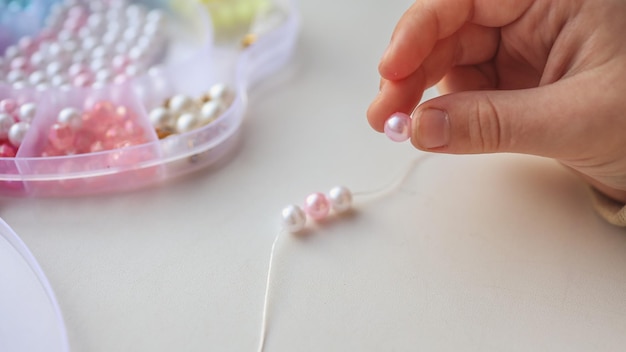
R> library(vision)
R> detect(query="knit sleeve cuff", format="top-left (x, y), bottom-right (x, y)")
top-left (590, 188), bottom-right (626, 227)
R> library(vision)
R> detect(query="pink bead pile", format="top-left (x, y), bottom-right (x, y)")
top-left (42, 101), bottom-right (149, 156)
top-left (0, 1), bottom-right (167, 90)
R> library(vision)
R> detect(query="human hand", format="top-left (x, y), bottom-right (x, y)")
top-left (367, 0), bottom-right (626, 203)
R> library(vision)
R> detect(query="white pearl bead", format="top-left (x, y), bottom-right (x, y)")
top-left (87, 13), bottom-right (105, 30)
top-left (136, 35), bottom-right (155, 51)
top-left (143, 21), bottom-right (162, 37)
top-left (91, 45), bottom-right (109, 59)
top-left (126, 4), bottom-right (146, 19)
top-left (7, 70), bottom-right (25, 83)
top-left (128, 47), bottom-right (147, 62)
top-left (123, 27), bottom-right (141, 44)
top-left (19, 103), bottom-right (37, 123)
top-left (68, 63), bottom-right (86, 77)
top-left (147, 65), bottom-right (164, 78)
top-left (92, 81), bottom-right (107, 90)
top-left (209, 83), bottom-right (234, 104)
top-left (8, 122), bottom-right (30, 148)
top-left (77, 27), bottom-right (92, 40)
top-left (328, 186), bottom-right (353, 213)
top-left (12, 81), bottom-right (28, 90)
top-left (4, 46), bottom-right (19, 60)
top-left (199, 100), bottom-right (222, 125)
top-left (124, 64), bottom-right (142, 77)
top-left (106, 9), bottom-right (126, 23)
top-left (281, 205), bottom-right (306, 233)
top-left (109, 0), bottom-right (128, 9)
top-left (176, 112), bottom-right (199, 133)
top-left (102, 31), bottom-right (120, 46)
top-left (50, 74), bottom-right (68, 87)
top-left (58, 107), bottom-right (82, 130)
top-left (90, 57), bottom-right (107, 72)
top-left (35, 83), bottom-right (50, 92)
top-left (17, 36), bottom-right (33, 51)
top-left (146, 9), bottom-right (165, 24)
top-left (114, 41), bottom-right (130, 55)
top-left (46, 42), bottom-right (64, 58)
top-left (62, 39), bottom-right (79, 53)
top-left (81, 36), bottom-right (99, 51)
top-left (72, 51), bottom-right (88, 64)
top-left (89, 2), bottom-right (105, 12)
top-left (0, 113), bottom-right (14, 139)
top-left (169, 94), bottom-right (195, 115)
top-left (149, 107), bottom-right (174, 129)
top-left (29, 51), bottom-right (45, 68)
top-left (95, 68), bottom-right (113, 82)
top-left (57, 29), bottom-right (73, 43)
top-left (28, 71), bottom-right (46, 85)
top-left (46, 61), bottom-right (63, 76)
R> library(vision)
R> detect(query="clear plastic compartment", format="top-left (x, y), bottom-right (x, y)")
top-left (0, 0), bottom-right (300, 196)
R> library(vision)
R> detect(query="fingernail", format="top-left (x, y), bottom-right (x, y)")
top-left (416, 109), bottom-right (449, 149)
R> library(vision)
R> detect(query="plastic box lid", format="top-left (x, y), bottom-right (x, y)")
top-left (0, 217), bottom-right (69, 352)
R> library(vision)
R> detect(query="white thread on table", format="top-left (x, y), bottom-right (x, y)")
top-left (257, 154), bottom-right (432, 351)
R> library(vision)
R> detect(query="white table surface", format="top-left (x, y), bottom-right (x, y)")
top-left (3, 0), bottom-right (626, 351)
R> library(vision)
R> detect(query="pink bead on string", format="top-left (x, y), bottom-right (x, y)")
top-left (303, 192), bottom-right (331, 221)
top-left (384, 112), bottom-right (412, 142)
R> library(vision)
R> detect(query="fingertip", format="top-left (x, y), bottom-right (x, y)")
top-left (368, 76), bottom-right (427, 134)
top-left (366, 94), bottom-right (386, 133)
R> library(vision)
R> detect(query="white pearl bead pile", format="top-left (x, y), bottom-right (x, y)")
top-left (281, 186), bottom-right (353, 233)
top-left (0, 99), bottom-right (35, 149)
top-left (148, 83), bottom-right (234, 136)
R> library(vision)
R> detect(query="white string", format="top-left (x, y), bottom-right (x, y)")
top-left (352, 154), bottom-right (432, 200)
top-left (257, 230), bottom-right (283, 352)
top-left (256, 154), bottom-right (433, 351)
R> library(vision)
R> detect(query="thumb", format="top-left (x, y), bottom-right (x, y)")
top-left (410, 83), bottom-right (594, 159)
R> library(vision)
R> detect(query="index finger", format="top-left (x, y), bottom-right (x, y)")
top-left (379, 0), bottom-right (534, 81)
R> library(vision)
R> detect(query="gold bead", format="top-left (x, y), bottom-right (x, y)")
top-left (241, 33), bottom-right (257, 48)
top-left (200, 93), bottom-right (212, 103)
top-left (156, 127), bottom-right (175, 139)
top-left (162, 97), bottom-right (172, 109)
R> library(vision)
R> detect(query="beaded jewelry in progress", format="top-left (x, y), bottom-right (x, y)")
top-left (259, 153), bottom-right (429, 351)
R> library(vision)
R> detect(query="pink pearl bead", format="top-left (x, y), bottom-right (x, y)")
top-left (10, 57), bottom-right (29, 71)
top-left (0, 99), bottom-right (18, 114)
top-left (68, 63), bottom-right (89, 78)
top-left (304, 192), bottom-right (331, 221)
top-left (48, 123), bottom-right (75, 152)
top-left (0, 143), bottom-right (17, 157)
top-left (73, 130), bottom-right (95, 154)
top-left (112, 55), bottom-right (130, 73)
top-left (384, 112), bottom-right (412, 142)
top-left (37, 29), bottom-right (56, 42)
top-left (17, 37), bottom-right (38, 56)
top-left (73, 72), bottom-right (94, 87)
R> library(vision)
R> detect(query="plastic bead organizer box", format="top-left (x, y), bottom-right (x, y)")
top-left (0, 0), bottom-right (299, 196)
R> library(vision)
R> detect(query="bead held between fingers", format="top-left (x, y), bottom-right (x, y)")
top-left (384, 112), bottom-right (412, 142)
